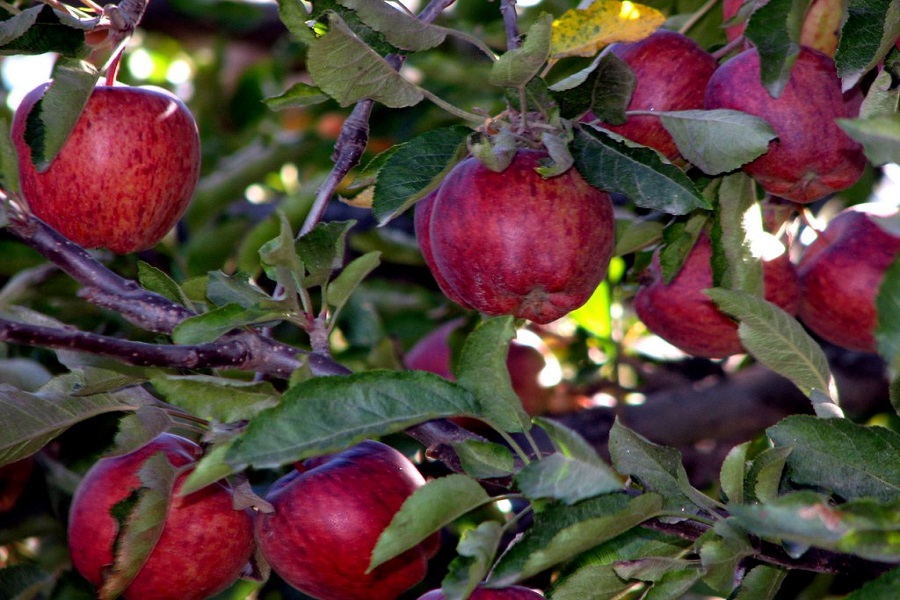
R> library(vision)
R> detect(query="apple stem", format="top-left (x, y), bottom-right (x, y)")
top-left (677, 0), bottom-right (719, 36)
top-left (104, 46), bottom-right (124, 86)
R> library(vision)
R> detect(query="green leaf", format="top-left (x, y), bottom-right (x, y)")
top-left (489, 13), bottom-right (553, 88)
top-left (441, 521), bottom-right (503, 600)
top-left (551, 51), bottom-right (635, 122)
top-left (613, 557), bottom-right (698, 583)
top-left (720, 441), bottom-right (751, 505)
top-left (731, 564), bottom-right (787, 600)
top-left (275, 0), bottom-right (318, 45)
top-left (638, 567), bottom-right (704, 600)
top-left (226, 370), bottom-right (480, 469)
top-left (369, 474), bottom-right (491, 570)
top-left (296, 220), bottom-right (355, 288)
top-left (705, 288), bottom-right (841, 415)
top-left (730, 491), bottom-right (900, 562)
top-left (548, 528), bottom-right (691, 600)
top-left (744, 0), bottom-right (806, 97)
top-left (699, 521), bottom-right (754, 593)
top-left (180, 440), bottom-right (236, 495)
top-left (371, 125), bottom-right (470, 225)
top-left (451, 439), bottom-right (516, 479)
top-left (572, 127), bottom-right (710, 216)
top-left (768, 415), bottom-right (900, 502)
top-left (835, 0), bottom-right (900, 89)
top-left (326, 251), bottom-right (381, 312)
top-left (206, 271), bottom-right (273, 309)
top-left (113, 407), bottom-right (174, 456)
top-left (489, 493), bottom-right (664, 586)
top-left (744, 446), bottom-right (792, 504)
top-left (517, 453), bottom-right (622, 504)
top-left (660, 211), bottom-right (709, 283)
top-left (614, 219), bottom-right (664, 256)
top-left (99, 453), bottom-right (176, 600)
top-left (151, 375), bottom-right (280, 423)
top-left (0, 378), bottom-right (138, 467)
top-left (264, 81), bottom-right (330, 110)
top-left (534, 417), bottom-right (605, 465)
top-left (608, 419), bottom-right (722, 514)
top-left (25, 58), bottom-right (97, 170)
top-left (307, 12), bottom-right (424, 108)
top-left (0, 118), bottom-right (19, 195)
top-left (860, 54), bottom-right (900, 117)
top-left (456, 316), bottom-right (532, 433)
top-left (711, 173), bottom-right (765, 294)
top-left (137, 262), bottom-right (191, 307)
top-left (336, 0), bottom-right (447, 51)
top-left (659, 109), bottom-right (777, 175)
top-left (0, 5), bottom-right (86, 56)
top-left (838, 114), bottom-right (900, 166)
top-left (844, 567), bottom-right (900, 600)
top-left (171, 303), bottom-right (289, 345)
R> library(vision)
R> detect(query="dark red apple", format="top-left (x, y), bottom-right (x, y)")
top-left (13, 83), bottom-right (201, 254)
top-left (405, 319), bottom-right (553, 416)
top-left (704, 46), bottom-right (866, 204)
top-left (798, 204), bottom-right (900, 353)
top-left (67, 433), bottom-right (255, 600)
top-left (634, 231), bottom-right (800, 358)
top-left (255, 440), bottom-right (439, 600)
top-left (417, 585), bottom-right (545, 599)
top-left (417, 149), bottom-right (615, 324)
top-left (0, 457), bottom-right (33, 513)
top-left (597, 30), bottom-right (718, 162)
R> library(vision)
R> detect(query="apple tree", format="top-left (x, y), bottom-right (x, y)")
top-left (0, 0), bottom-right (899, 598)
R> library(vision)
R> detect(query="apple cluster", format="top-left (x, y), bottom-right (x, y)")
top-left (70, 436), bottom-right (460, 599)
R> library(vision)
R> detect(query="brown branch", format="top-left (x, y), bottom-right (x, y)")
top-left (4, 208), bottom-right (349, 377)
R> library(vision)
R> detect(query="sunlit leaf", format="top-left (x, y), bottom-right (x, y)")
top-left (151, 375), bottom-right (280, 423)
top-left (659, 109), bottom-right (777, 175)
top-left (572, 127), bottom-right (710, 215)
top-left (835, 0), bottom-right (900, 90)
top-left (516, 452), bottom-right (623, 504)
top-left (226, 370), bottom-right (480, 469)
top-left (489, 493), bottom-right (663, 586)
top-left (706, 288), bottom-right (841, 415)
top-left (370, 474), bottom-right (491, 570)
top-left (552, 51), bottom-right (635, 122)
top-left (768, 415), bottom-right (900, 502)
top-left (490, 13), bottom-right (552, 87)
top-left (307, 12), bottom-right (424, 108)
top-left (838, 114), bottom-right (900, 166)
top-left (550, 0), bottom-right (665, 59)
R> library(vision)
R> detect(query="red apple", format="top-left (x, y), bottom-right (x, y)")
top-left (417, 585), bottom-right (545, 599)
top-left (13, 83), bottom-right (201, 254)
top-left (798, 204), bottom-right (900, 353)
top-left (722, 0), bottom-right (747, 42)
top-left (597, 30), bottom-right (718, 162)
top-left (0, 457), bottom-right (33, 513)
top-left (67, 433), bottom-right (255, 600)
top-left (255, 440), bottom-right (439, 600)
top-left (405, 319), bottom-right (553, 416)
top-left (634, 231), bottom-right (800, 358)
top-left (416, 149), bottom-right (615, 324)
top-left (704, 46), bottom-right (866, 204)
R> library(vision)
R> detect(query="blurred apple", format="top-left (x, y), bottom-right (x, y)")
top-left (405, 319), bottom-right (556, 416)
top-left (634, 231), bottom-right (800, 358)
top-left (798, 204), bottom-right (900, 353)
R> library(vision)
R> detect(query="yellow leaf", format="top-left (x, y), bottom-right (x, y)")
top-left (551, 0), bottom-right (666, 59)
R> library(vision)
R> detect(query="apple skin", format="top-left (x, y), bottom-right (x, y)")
top-left (13, 83), bottom-right (201, 254)
top-left (404, 319), bottom-right (552, 417)
top-left (255, 440), bottom-right (439, 600)
top-left (798, 204), bottom-right (900, 353)
top-left (599, 30), bottom-right (718, 161)
top-left (704, 46), bottom-right (866, 204)
top-left (0, 457), bottom-right (34, 513)
top-left (417, 149), bottom-right (615, 324)
top-left (417, 585), bottom-right (545, 599)
top-left (634, 232), bottom-right (800, 358)
top-left (67, 433), bottom-right (255, 600)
